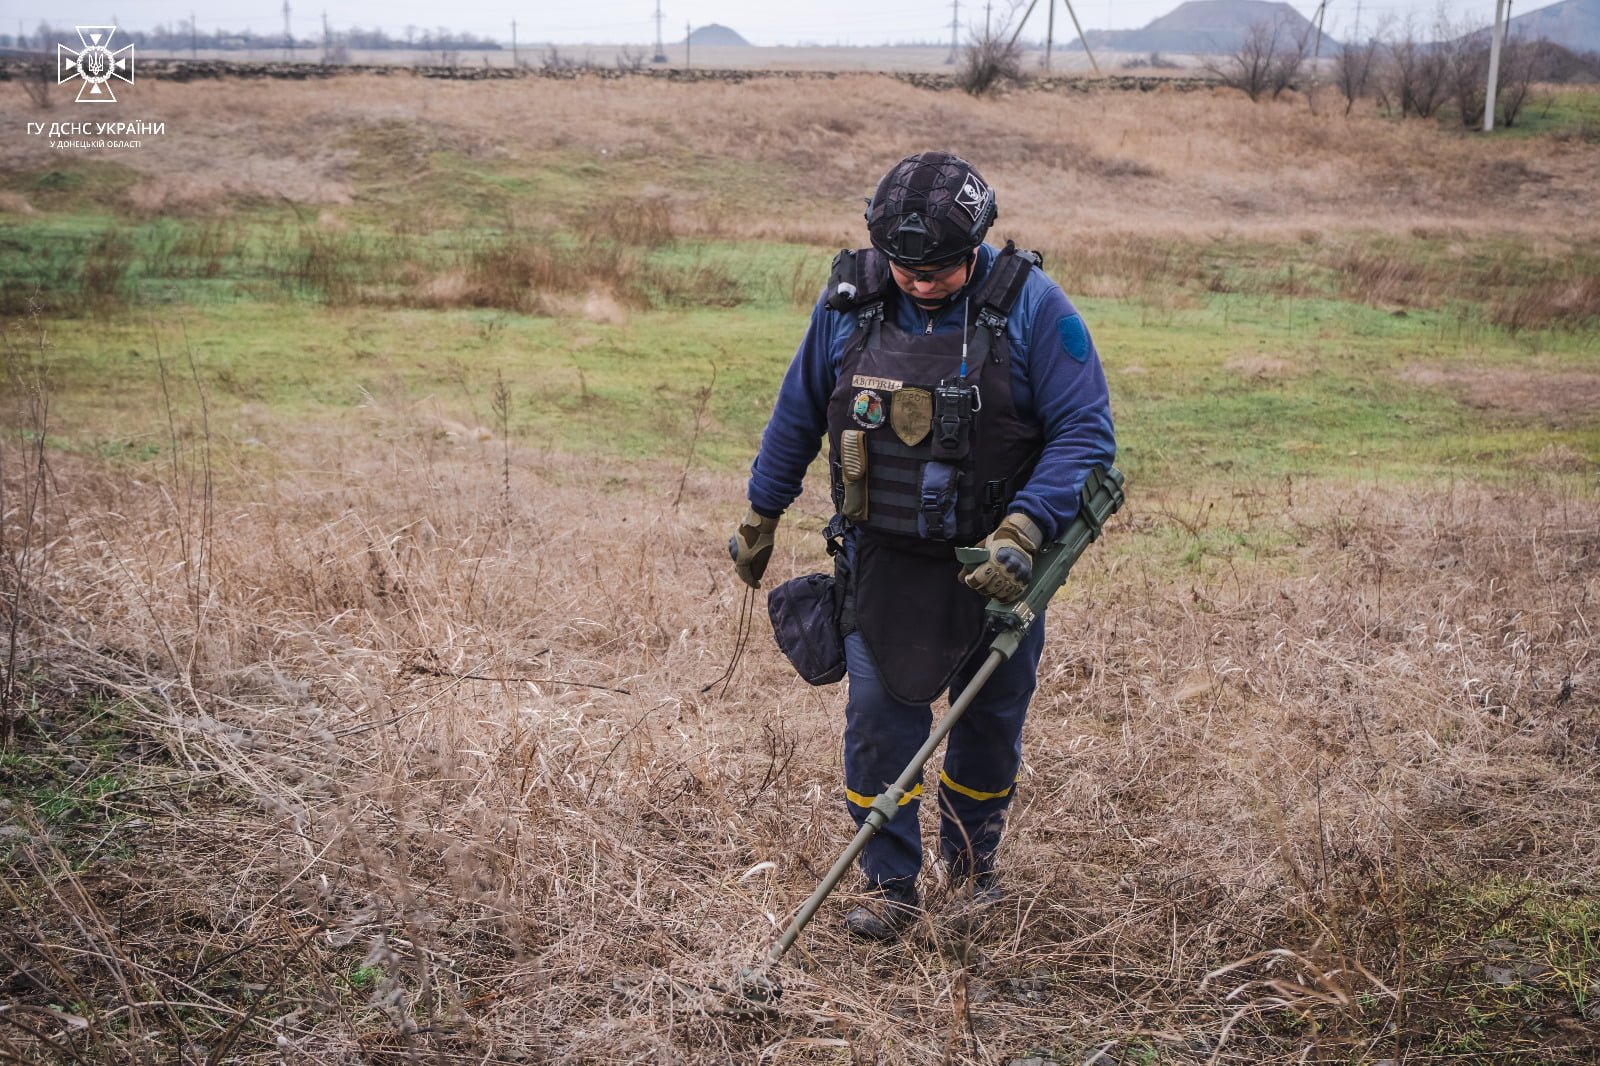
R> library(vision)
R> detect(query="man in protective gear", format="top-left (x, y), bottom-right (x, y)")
top-left (733, 151), bottom-right (1116, 940)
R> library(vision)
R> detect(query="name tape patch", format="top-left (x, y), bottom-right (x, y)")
top-left (852, 375), bottom-right (902, 392)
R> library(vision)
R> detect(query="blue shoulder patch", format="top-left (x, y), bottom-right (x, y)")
top-left (1057, 314), bottom-right (1091, 364)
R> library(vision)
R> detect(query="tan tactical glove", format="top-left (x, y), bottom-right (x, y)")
top-left (960, 513), bottom-right (1042, 603)
top-left (729, 507), bottom-right (779, 589)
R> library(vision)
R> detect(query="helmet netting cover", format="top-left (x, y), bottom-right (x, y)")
top-left (866, 151), bottom-right (994, 265)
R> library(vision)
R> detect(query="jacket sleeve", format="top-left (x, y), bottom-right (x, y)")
top-left (745, 295), bottom-right (844, 519)
top-left (1006, 279), bottom-right (1117, 542)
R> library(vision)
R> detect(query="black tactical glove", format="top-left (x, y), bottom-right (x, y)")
top-left (959, 512), bottom-right (1041, 603)
top-left (729, 507), bottom-right (779, 589)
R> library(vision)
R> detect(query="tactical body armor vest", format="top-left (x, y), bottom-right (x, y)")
top-left (821, 242), bottom-right (1045, 704)
top-left (824, 242), bottom-right (1043, 546)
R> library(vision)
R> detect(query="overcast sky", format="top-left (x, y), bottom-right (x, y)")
top-left (12, 0), bottom-right (1561, 46)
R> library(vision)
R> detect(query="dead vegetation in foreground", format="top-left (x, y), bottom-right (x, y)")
top-left (1, 380), bottom-right (1596, 1063)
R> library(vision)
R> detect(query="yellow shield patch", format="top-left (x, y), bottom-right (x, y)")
top-left (891, 387), bottom-right (932, 447)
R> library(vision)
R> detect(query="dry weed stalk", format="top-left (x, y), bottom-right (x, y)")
top-left (0, 384), bottom-right (1594, 1062)
top-left (0, 323), bottom-right (52, 748)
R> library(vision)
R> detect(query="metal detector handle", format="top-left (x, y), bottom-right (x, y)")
top-left (955, 465), bottom-right (1125, 659)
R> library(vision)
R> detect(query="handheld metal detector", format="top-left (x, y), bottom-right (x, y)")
top-left (735, 465), bottom-right (1125, 1005)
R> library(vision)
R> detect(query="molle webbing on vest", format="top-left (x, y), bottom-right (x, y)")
top-left (856, 435), bottom-right (980, 535)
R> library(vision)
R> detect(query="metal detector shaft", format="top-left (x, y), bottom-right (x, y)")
top-left (762, 645), bottom-right (1009, 967)
top-left (753, 465), bottom-right (1125, 978)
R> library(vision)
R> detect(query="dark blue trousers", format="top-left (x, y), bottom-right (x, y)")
top-left (841, 616), bottom-right (1046, 892)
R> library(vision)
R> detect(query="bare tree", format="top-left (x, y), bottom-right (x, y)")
top-left (958, 9), bottom-right (1026, 97)
top-left (1497, 35), bottom-right (1550, 128)
top-left (1269, 24), bottom-right (1311, 98)
top-left (1437, 12), bottom-right (1491, 128)
top-left (1205, 18), bottom-right (1309, 102)
top-left (1385, 19), bottom-right (1449, 118)
top-left (1334, 32), bottom-right (1384, 115)
top-left (542, 46), bottom-right (579, 72)
top-left (13, 53), bottom-right (55, 110)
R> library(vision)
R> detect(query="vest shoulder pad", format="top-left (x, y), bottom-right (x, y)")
top-left (823, 247), bottom-right (890, 314)
top-left (973, 241), bottom-right (1041, 333)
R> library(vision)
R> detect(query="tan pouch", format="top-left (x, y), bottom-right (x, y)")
top-left (840, 429), bottom-right (868, 522)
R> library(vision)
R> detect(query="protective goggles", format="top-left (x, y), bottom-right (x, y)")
top-left (889, 252), bottom-right (973, 283)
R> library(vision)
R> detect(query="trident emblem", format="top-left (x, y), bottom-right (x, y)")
top-left (59, 26), bottom-right (135, 103)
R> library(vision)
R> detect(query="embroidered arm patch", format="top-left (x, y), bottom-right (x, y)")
top-left (1057, 314), bottom-right (1091, 364)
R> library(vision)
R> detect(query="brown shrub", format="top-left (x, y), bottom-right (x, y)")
top-left (579, 196), bottom-right (675, 247)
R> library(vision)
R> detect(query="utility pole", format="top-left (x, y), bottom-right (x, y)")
top-left (946, 0), bottom-right (959, 64)
top-left (1063, 0), bottom-right (1099, 74)
top-left (652, 0), bottom-right (667, 63)
top-left (1006, 0), bottom-right (1041, 51)
top-left (985, 0), bottom-right (992, 37)
top-left (511, 18), bottom-right (518, 67)
top-left (685, 20), bottom-right (691, 68)
top-left (282, 0), bottom-right (293, 60)
top-left (1045, 0), bottom-right (1055, 70)
top-left (1484, 0), bottom-right (1507, 131)
top-left (1307, 0), bottom-right (1328, 113)
top-left (321, 10), bottom-right (330, 63)
top-left (192, 10), bottom-right (198, 56)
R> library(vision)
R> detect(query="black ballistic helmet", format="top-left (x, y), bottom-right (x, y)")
top-left (865, 151), bottom-right (998, 267)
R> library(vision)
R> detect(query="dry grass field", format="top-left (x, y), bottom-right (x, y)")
top-left (1, 72), bottom-right (1598, 1064)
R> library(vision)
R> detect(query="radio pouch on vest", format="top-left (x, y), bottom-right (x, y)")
top-left (854, 534), bottom-right (987, 705)
top-left (930, 382), bottom-right (975, 461)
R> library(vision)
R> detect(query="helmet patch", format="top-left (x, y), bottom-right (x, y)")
top-left (954, 174), bottom-right (990, 222)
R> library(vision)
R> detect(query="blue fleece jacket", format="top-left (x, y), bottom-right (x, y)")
top-left (746, 242), bottom-right (1116, 542)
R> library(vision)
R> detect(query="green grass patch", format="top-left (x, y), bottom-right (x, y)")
top-left (1499, 87), bottom-right (1600, 140)
top-left (1, 160), bottom-right (143, 214)
top-left (3, 148), bottom-right (1595, 496)
top-left (1395, 876), bottom-right (1600, 1058)
top-left (1086, 292), bottom-right (1599, 488)
top-left (15, 268), bottom-right (1597, 496)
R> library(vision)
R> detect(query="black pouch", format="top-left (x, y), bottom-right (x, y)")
top-left (767, 572), bottom-right (846, 686)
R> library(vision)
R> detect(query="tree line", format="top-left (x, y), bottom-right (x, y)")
top-left (1209, 15), bottom-right (1599, 128)
top-left (3, 21), bottom-right (502, 54)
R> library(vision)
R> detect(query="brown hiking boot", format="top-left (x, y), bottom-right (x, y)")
top-left (843, 885), bottom-right (920, 941)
